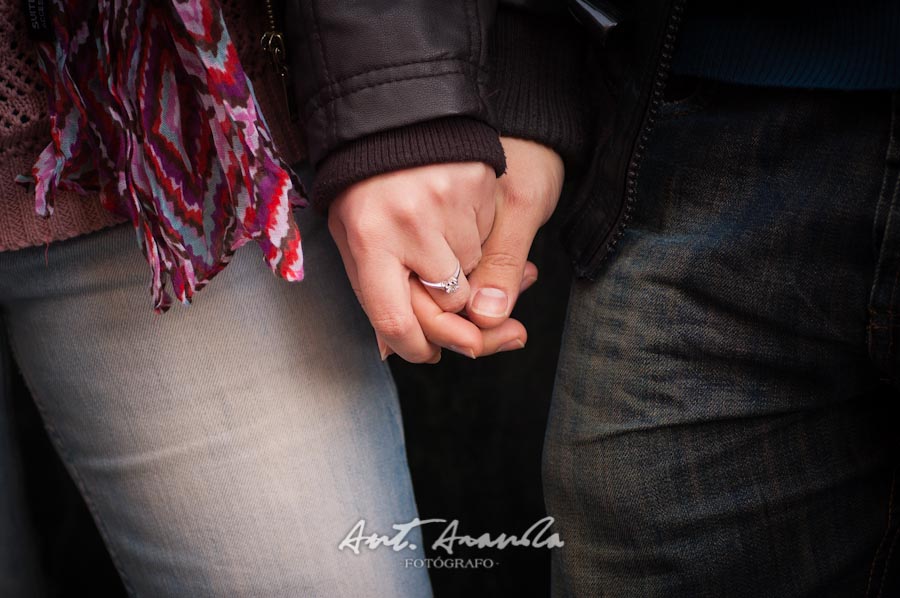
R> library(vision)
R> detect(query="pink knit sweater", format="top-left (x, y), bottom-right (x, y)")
top-left (0, 0), bottom-right (306, 252)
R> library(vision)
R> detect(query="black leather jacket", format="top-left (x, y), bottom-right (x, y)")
top-left (561, 0), bottom-right (684, 279)
top-left (284, 0), bottom-right (498, 166)
top-left (284, 0), bottom-right (684, 279)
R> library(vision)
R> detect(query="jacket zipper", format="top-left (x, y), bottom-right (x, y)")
top-left (581, 0), bottom-right (685, 273)
top-left (260, 0), bottom-right (299, 122)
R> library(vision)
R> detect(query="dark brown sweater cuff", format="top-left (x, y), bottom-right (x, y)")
top-left (488, 8), bottom-right (592, 172)
top-left (311, 117), bottom-right (506, 211)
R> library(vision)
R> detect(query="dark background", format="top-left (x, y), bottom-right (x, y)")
top-left (8, 219), bottom-right (572, 597)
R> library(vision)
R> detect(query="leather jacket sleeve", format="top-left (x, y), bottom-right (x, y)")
top-left (284, 0), bottom-right (499, 167)
top-left (283, 0), bottom-right (591, 208)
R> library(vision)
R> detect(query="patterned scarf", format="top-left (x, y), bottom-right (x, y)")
top-left (18, 0), bottom-right (306, 312)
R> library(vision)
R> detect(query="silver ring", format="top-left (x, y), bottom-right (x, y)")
top-left (418, 261), bottom-right (462, 294)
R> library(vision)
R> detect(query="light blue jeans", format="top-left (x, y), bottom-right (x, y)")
top-left (0, 208), bottom-right (431, 597)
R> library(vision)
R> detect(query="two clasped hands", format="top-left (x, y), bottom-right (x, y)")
top-left (328, 137), bottom-right (565, 363)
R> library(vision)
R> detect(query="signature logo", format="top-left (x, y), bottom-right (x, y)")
top-left (338, 516), bottom-right (564, 555)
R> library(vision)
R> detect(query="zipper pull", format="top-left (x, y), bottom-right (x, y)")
top-left (260, 5), bottom-right (300, 122)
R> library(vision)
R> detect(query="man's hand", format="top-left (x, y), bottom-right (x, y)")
top-left (466, 137), bottom-right (565, 329)
top-left (328, 161), bottom-right (499, 363)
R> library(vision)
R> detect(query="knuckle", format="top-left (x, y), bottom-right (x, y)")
top-left (388, 193), bottom-right (419, 215)
top-left (458, 162), bottom-right (492, 186)
top-left (462, 255), bottom-right (481, 275)
top-left (387, 195), bottom-right (424, 228)
top-left (369, 312), bottom-right (416, 339)
top-left (429, 163), bottom-right (490, 198)
top-left (394, 209), bottom-right (421, 232)
top-left (430, 172), bottom-right (454, 198)
top-left (438, 291), bottom-right (469, 314)
top-left (481, 250), bottom-right (523, 272)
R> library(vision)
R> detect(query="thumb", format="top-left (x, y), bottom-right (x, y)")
top-left (466, 213), bottom-right (539, 329)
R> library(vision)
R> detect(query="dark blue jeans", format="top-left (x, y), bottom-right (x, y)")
top-left (545, 83), bottom-right (900, 597)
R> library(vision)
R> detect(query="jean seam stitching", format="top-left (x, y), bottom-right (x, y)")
top-left (877, 529), bottom-right (900, 598)
top-left (883, 178), bottom-right (900, 360)
top-left (867, 467), bottom-right (898, 597)
top-left (3, 314), bottom-right (138, 597)
top-left (889, 242), bottom-right (899, 357)
top-left (872, 93), bottom-right (899, 257)
top-left (869, 93), bottom-right (900, 368)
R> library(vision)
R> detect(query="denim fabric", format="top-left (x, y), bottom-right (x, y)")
top-left (0, 209), bottom-right (431, 597)
top-left (545, 83), bottom-right (900, 597)
top-left (0, 337), bottom-right (45, 596)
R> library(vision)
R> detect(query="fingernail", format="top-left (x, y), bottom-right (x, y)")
top-left (470, 288), bottom-right (509, 318)
top-left (427, 351), bottom-right (442, 364)
top-left (449, 345), bottom-right (477, 360)
top-left (377, 338), bottom-right (389, 361)
top-left (520, 275), bottom-right (538, 292)
top-left (496, 339), bottom-right (525, 353)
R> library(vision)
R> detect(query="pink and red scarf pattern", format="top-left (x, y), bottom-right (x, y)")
top-left (20, 0), bottom-right (306, 311)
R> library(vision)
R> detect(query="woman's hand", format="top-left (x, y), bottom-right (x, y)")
top-left (328, 161), bottom-right (501, 362)
top-left (329, 138), bottom-right (561, 363)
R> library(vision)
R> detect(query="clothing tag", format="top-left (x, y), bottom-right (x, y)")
top-left (23, 0), bottom-right (52, 40)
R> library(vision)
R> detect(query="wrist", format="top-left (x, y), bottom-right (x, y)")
top-left (489, 9), bottom-right (592, 172)
top-left (312, 117), bottom-right (506, 211)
